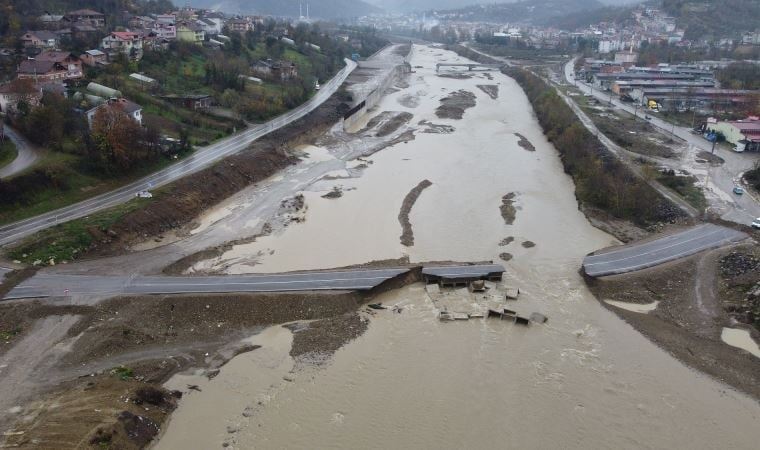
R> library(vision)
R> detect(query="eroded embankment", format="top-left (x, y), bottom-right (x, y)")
top-left (0, 262), bottom-right (430, 448)
top-left (586, 247), bottom-right (760, 400)
top-left (0, 290), bottom-right (364, 449)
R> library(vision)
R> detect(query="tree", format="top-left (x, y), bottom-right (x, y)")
top-left (90, 105), bottom-right (156, 173)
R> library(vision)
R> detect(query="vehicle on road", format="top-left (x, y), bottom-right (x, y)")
top-left (733, 186), bottom-right (745, 195)
top-left (136, 191), bottom-right (153, 198)
top-left (752, 218), bottom-right (760, 229)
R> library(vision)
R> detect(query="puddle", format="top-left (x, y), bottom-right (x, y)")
top-left (721, 327), bottom-right (760, 358)
top-left (604, 300), bottom-right (660, 313)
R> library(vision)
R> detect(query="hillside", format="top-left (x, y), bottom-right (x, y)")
top-left (662, 0), bottom-right (760, 40)
top-left (367, 0), bottom-right (638, 13)
top-left (186, 0), bottom-right (380, 19)
top-left (434, 0), bottom-right (605, 24)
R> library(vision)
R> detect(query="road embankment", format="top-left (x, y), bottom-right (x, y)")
top-left (8, 90), bottom-right (352, 264)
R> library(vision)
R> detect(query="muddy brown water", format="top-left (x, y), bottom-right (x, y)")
top-left (156, 45), bottom-right (760, 449)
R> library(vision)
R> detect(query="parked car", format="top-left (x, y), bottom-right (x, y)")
top-left (733, 186), bottom-right (745, 195)
top-left (752, 218), bottom-right (760, 229)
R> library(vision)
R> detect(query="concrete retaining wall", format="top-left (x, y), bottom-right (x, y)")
top-left (342, 46), bottom-right (413, 131)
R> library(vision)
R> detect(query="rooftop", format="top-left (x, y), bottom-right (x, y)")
top-left (67, 9), bottom-right (104, 16)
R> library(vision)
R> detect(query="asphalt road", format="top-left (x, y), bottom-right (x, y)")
top-left (0, 60), bottom-right (357, 247)
top-left (583, 224), bottom-right (747, 277)
top-left (4, 267), bottom-right (409, 299)
top-left (0, 125), bottom-right (43, 179)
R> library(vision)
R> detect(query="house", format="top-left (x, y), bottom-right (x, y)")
top-left (20, 30), bottom-right (59, 49)
top-left (197, 18), bottom-right (223, 35)
top-left (252, 59), bottom-right (298, 81)
top-left (129, 16), bottom-right (156, 29)
top-left (38, 13), bottom-right (65, 30)
top-left (160, 94), bottom-right (213, 110)
top-left (176, 22), bottom-right (205, 44)
top-left (17, 59), bottom-right (69, 82)
top-left (227, 18), bottom-right (253, 33)
top-left (101, 32), bottom-right (144, 61)
top-left (86, 98), bottom-right (143, 128)
top-left (152, 20), bottom-right (177, 40)
top-left (707, 117), bottom-right (760, 151)
top-left (64, 9), bottom-right (105, 29)
top-left (35, 51), bottom-right (82, 79)
top-left (68, 23), bottom-right (100, 40)
top-left (80, 49), bottom-right (107, 67)
top-left (0, 79), bottom-right (43, 114)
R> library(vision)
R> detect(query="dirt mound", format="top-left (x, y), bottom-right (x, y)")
top-left (499, 237), bottom-right (514, 246)
top-left (720, 251), bottom-right (760, 278)
top-left (289, 312), bottom-right (368, 363)
top-left (418, 120), bottom-right (455, 134)
top-left (435, 90), bottom-right (477, 120)
top-left (514, 133), bottom-right (536, 151)
top-left (476, 85), bottom-right (499, 100)
top-left (399, 180), bottom-right (433, 246)
top-left (500, 193), bottom-right (517, 225)
top-left (438, 73), bottom-right (472, 80)
top-left (62, 292), bottom-right (363, 368)
top-left (398, 94), bottom-right (420, 108)
top-left (322, 186), bottom-right (344, 199)
top-left (697, 151), bottom-right (724, 165)
top-left (364, 111), bottom-right (414, 137)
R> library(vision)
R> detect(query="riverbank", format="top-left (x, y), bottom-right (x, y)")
top-left (586, 243), bottom-right (760, 399)
top-left (0, 290), bottom-right (374, 448)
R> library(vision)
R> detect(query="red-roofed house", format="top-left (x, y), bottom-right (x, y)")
top-left (101, 32), bottom-right (144, 61)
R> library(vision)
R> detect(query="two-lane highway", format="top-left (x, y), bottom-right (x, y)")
top-left (4, 267), bottom-right (408, 299)
top-left (0, 59), bottom-right (358, 247)
top-left (583, 224), bottom-right (747, 277)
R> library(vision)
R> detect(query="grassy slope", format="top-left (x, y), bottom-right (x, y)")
top-left (0, 139), bottom-right (17, 170)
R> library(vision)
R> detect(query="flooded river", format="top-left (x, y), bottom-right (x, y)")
top-left (155, 45), bottom-right (760, 449)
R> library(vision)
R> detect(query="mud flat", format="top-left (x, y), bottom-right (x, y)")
top-left (477, 84), bottom-right (499, 99)
top-left (435, 90), bottom-right (477, 119)
top-left (500, 192), bottom-right (517, 225)
top-left (399, 180), bottom-right (433, 246)
top-left (515, 132), bottom-right (536, 151)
